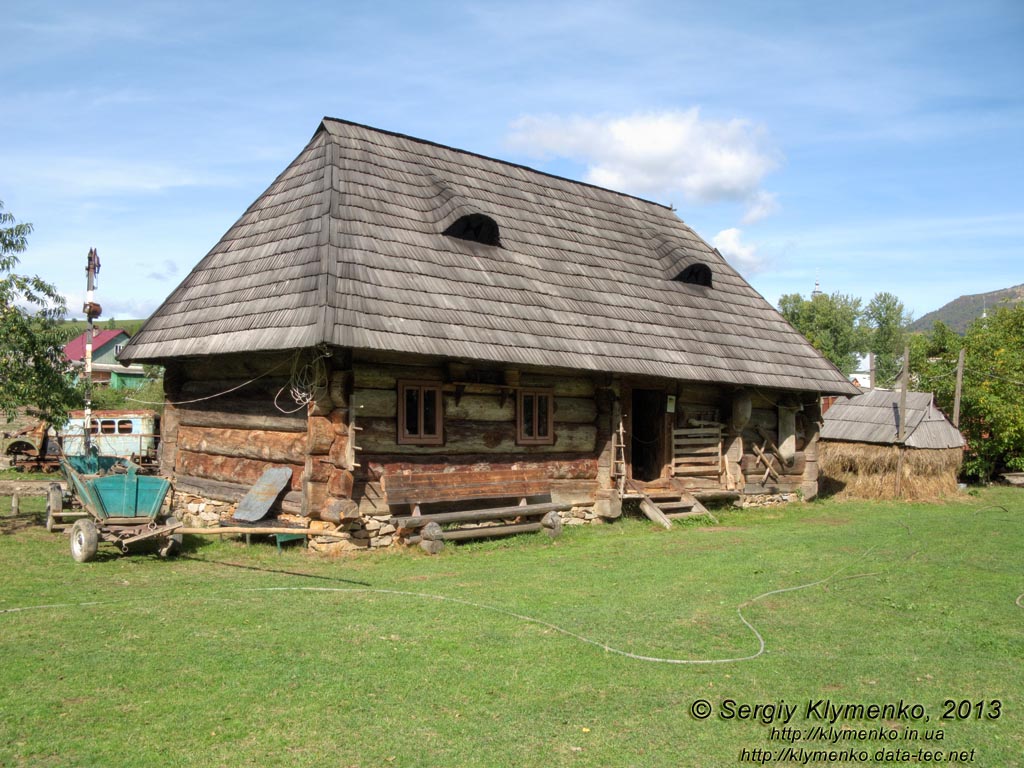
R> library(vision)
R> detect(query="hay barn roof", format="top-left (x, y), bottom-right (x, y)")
top-left (120, 117), bottom-right (857, 395)
top-left (820, 388), bottom-right (965, 449)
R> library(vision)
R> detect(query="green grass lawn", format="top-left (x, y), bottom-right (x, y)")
top-left (1, 489), bottom-right (1021, 767)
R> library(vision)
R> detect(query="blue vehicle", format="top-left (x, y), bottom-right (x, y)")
top-left (60, 410), bottom-right (160, 465)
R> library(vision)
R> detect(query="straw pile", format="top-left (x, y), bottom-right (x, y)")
top-left (819, 442), bottom-right (963, 501)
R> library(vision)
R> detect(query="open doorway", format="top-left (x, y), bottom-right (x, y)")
top-left (630, 388), bottom-right (664, 482)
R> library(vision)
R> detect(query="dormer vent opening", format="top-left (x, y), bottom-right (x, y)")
top-left (674, 263), bottom-right (713, 288)
top-left (444, 213), bottom-right (500, 246)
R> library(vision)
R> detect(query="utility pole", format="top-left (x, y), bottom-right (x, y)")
top-left (83, 249), bottom-right (102, 454)
top-left (953, 348), bottom-right (966, 428)
top-left (895, 344), bottom-right (910, 499)
top-left (868, 352), bottom-right (876, 390)
top-left (897, 345), bottom-right (909, 442)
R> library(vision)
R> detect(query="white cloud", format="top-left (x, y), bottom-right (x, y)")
top-left (741, 190), bottom-right (781, 225)
top-left (145, 259), bottom-right (179, 281)
top-left (506, 109), bottom-right (781, 215)
top-left (712, 228), bottom-right (765, 274)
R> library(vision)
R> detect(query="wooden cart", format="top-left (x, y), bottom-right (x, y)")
top-left (55, 454), bottom-right (180, 562)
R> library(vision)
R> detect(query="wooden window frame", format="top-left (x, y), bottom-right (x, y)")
top-left (516, 388), bottom-right (555, 446)
top-left (397, 381), bottom-right (444, 446)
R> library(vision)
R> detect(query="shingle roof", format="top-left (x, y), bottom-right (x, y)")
top-left (820, 388), bottom-right (965, 449)
top-left (65, 329), bottom-right (128, 363)
top-left (120, 117), bottom-right (858, 395)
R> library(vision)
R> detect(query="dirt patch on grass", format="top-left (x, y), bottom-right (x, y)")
top-left (0, 514), bottom-right (43, 535)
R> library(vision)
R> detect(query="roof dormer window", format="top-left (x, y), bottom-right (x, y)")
top-left (444, 213), bottom-right (500, 246)
top-left (674, 263), bottom-right (713, 288)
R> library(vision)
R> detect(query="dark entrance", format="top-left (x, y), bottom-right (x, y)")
top-left (630, 388), bottom-right (664, 482)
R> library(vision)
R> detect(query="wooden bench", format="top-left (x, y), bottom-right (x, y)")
top-left (383, 470), bottom-right (570, 554)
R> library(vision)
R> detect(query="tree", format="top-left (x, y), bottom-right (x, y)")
top-left (912, 311), bottom-right (1024, 481)
top-left (778, 291), bottom-right (865, 374)
top-left (0, 200), bottom-right (80, 424)
top-left (864, 292), bottom-right (912, 387)
top-left (958, 305), bottom-right (1024, 479)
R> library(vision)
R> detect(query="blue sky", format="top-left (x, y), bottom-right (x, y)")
top-left (3, 0), bottom-right (1022, 323)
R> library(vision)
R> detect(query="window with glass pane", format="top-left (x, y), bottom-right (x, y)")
top-left (517, 389), bottom-right (554, 445)
top-left (398, 381), bottom-right (443, 445)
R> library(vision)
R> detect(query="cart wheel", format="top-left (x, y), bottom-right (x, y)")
top-left (45, 482), bottom-right (63, 533)
top-left (70, 519), bottom-right (99, 563)
top-left (158, 516), bottom-right (183, 558)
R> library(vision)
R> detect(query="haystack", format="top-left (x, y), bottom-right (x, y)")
top-left (819, 389), bottom-right (964, 501)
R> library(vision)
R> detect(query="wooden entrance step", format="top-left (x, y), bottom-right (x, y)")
top-left (626, 480), bottom-right (718, 529)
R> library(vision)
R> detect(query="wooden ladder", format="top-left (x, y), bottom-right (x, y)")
top-left (612, 420), bottom-right (627, 495)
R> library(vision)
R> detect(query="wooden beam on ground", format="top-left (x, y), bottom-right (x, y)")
top-left (391, 502), bottom-right (569, 529)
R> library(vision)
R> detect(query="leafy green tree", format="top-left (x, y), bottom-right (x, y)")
top-left (912, 312), bottom-right (1024, 481)
top-left (864, 292), bottom-right (912, 387)
top-left (779, 291), bottom-right (865, 374)
top-left (0, 200), bottom-right (80, 424)
top-left (958, 306), bottom-right (1024, 479)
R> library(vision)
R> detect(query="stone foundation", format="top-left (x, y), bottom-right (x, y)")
top-left (733, 492), bottom-right (801, 508)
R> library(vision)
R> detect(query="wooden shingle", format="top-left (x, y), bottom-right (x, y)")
top-left (120, 117), bottom-right (859, 396)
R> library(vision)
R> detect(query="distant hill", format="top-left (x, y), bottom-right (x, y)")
top-left (910, 284), bottom-right (1024, 334)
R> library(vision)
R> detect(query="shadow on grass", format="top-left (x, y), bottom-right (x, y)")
top-left (179, 553), bottom-right (373, 586)
top-left (0, 513), bottom-right (46, 535)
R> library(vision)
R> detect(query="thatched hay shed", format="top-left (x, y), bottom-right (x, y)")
top-left (820, 389), bottom-right (964, 500)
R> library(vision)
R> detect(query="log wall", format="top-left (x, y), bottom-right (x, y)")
top-left (160, 349), bottom-right (827, 538)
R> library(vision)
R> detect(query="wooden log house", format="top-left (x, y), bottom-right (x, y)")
top-left (119, 118), bottom-right (858, 550)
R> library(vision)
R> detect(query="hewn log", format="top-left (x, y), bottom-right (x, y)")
top-left (175, 451), bottom-right (304, 491)
top-left (740, 452), bottom-right (806, 476)
top-left (518, 372), bottom-right (595, 397)
top-left (321, 497), bottom-right (360, 524)
top-left (177, 425), bottom-right (307, 464)
top-left (692, 489), bottom-right (741, 503)
top-left (549, 480), bottom-right (599, 505)
top-left (391, 502), bottom-right (569, 528)
top-left (307, 416), bottom-right (335, 454)
top-left (304, 455), bottom-right (332, 483)
top-left (301, 480), bottom-right (330, 518)
top-left (352, 389), bottom-right (397, 418)
top-left (179, 377), bottom-right (291, 398)
top-left (383, 469), bottom-right (550, 506)
top-left (327, 433), bottom-right (352, 469)
top-left (329, 371), bottom-right (350, 409)
top-left (160, 403), bottom-right (180, 478)
top-left (181, 352), bottom-right (295, 382)
top-left (364, 456), bottom-right (599, 481)
top-left (177, 398), bottom-right (307, 433)
top-left (358, 418), bottom-right (596, 455)
top-left (353, 363), bottom-right (443, 391)
top-left (350, 389), bottom-right (597, 425)
top-left (328, 467), bottom-right (354, 498)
